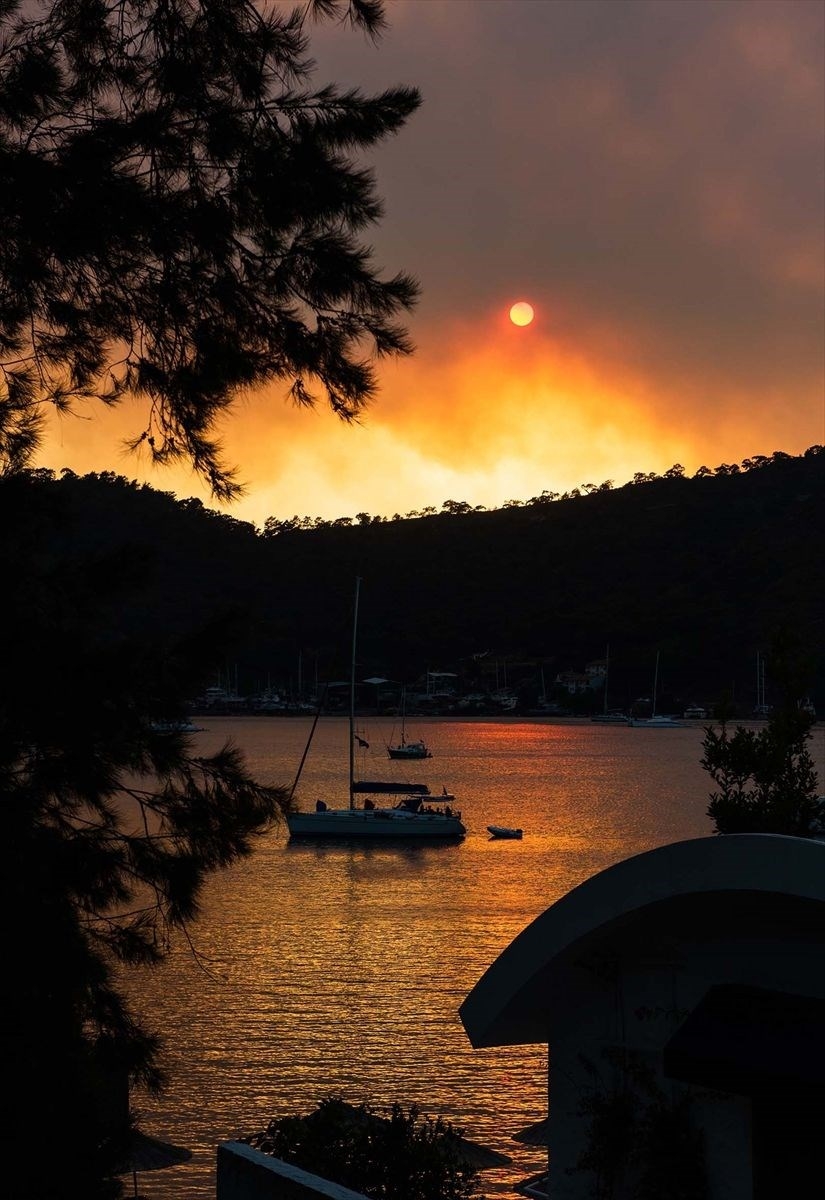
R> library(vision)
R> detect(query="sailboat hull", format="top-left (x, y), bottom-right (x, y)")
top-left (287, 808), bottom-right (465, 839)
top-left (630, 651), bottom-right (685, 726)
top-left (387, 744), bottom-right (432, 759)
top-left (386, 688), bottom-right (432, 759)
top-left (629, 716), bottom-right (685, 727)
top-left (288, 579), bottom-right (462, 842)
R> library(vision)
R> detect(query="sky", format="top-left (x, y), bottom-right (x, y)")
top-left (40, 0), bottom-right (825, 527)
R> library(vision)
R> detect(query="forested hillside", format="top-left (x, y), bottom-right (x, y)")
top-left (5, 447), bottom-right (823, 712)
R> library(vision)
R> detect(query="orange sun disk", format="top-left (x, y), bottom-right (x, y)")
top-left (509, 301), bottom-right (534, 327)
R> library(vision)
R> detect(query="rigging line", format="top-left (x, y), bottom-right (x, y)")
top-left (288, 682), bottom-right (328, 803)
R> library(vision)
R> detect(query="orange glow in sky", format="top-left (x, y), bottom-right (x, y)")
top-left (34, 1), bottom-right (825, 529)
top-left (39, 296), bottom-right (821, 530)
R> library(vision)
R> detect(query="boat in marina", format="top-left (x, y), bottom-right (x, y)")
top-left (589, 645), bottom-right (630, 724)
top-left (286, 579), bottom-right (465, 841)
top-left (630, 651), bottom-right (685, 727)
top-left (590, 710), bottom-right (631, 725)
top-left (487, 825), bottom-right (523, 839)
top-left (387, 737), bottom-right (432, 760)
top-left (386, 688), bottom-right (432, 759)
top-left (287, 787), bottom-right (463, 838)
top-left (149, 719), bottom-right (205, 733)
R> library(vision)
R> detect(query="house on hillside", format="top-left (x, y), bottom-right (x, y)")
top-left (555, 660), bottom-right (606, 696)
top-left (584, 658), bottom-right (607, 683)
top-left (554, 670), bottom-right (591, 695)
top-left (460, 835), bottom-right (825, 1200)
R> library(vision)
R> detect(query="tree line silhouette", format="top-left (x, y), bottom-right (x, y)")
top-left (10, 444), bottom-right (824, 713)
top-left (260, 449), bottom-right (808, 534)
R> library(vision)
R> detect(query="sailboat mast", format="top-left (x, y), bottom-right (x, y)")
top-left (756, 650), bottom-right (760, 709)
top-left (652, 650), bottom-right (660, 719)
top-left (349, 577), bottom-right (361, 810)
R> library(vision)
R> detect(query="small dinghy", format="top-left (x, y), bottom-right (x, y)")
top-left (487, 825), bottom-right (523, 839)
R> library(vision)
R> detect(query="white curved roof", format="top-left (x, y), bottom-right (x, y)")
top-left (460, 834), bottom-right (825, 1048)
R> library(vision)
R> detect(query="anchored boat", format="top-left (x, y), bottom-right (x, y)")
top-left (286, 579), bottom-right (465, 841)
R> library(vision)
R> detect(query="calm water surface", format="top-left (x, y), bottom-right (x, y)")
top-left (124, 716), bottom-right (824, 1197)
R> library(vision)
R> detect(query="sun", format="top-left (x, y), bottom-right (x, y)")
top-left (509, 301), bottom-right (534, 327)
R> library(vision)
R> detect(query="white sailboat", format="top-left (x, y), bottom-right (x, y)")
top-left (386, 687), bottom-right (432, 759)
top-left (590, 644), bottom-right (630, 724)
top-left (630, 651), bottom-right (685, 727)
top-left (286, 579), bottom-right (465, 840)
top-left (753, 649), bottom-right (771, 717)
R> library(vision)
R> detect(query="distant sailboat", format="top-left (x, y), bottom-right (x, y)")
top-left (590, 644), bottom-right (630, 724)
top-left (630, 651), bottom-right (684, 727)
top-left (753, 649), bottom-right (771, 717)
top-left (386, 687), bottom-right (432, 759)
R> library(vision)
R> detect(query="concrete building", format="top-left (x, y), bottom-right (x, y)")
top-left (460, 834), bottom-right (825, 1200)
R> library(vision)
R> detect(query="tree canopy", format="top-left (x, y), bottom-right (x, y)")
top-left (702, 634), bottom-right (823, 836)
top-left (1, 468), bottom-right (292, 1198)
top-left (1, 3), bottom-right (419, 1195)
top-left (0, 0), bottom-right (420, 496)
top-left (242, 1095), bottom-right (485, 1200)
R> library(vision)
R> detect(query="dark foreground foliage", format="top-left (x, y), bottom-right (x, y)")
top-left (703, 634), bottom-right (823, 835)
top-left (1, 471), bottom-right (290, 1199)
top-left (1, 2), bottom-right (420, 1193)
top-left (0, 0), bottom-right (420, 496)
top-left (242, 1095), bottom-right (486, 1200)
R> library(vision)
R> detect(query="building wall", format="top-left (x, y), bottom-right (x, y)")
top-left (543, 925), bottom-right (825, 1200)
top-left (546, 1015), bottom-right (752, 1200)
top-left (216, 1142), bottom-right (371, 1200)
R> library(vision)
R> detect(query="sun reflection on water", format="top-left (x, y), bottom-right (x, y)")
top-left (123, 716), bottom-right (805, 1197)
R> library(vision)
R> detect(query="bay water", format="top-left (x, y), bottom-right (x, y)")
top-left (123, 716), bottom-right (822, 1197)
